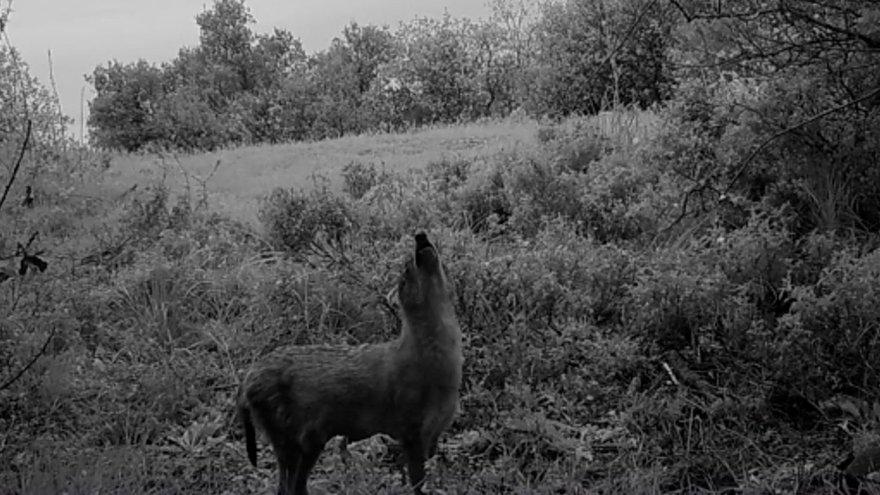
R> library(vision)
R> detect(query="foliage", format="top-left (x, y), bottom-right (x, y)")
top-left (258, 184), bottom-right (352, 255)
top-left (7, 104), bottom-right (880, 493)
top-left (778, 248), bottom-right (880, 397)
top-left (661, 0), bottom-right (880, 235)
top-left (528, 0), bottom-right (675, 115)
top-left (1, 45), bottom-right (77, 172)
top-left (6, 0), bottom-right (880, 493)
top-left (340, 160), bottom-right (388, 200)
top-left (86, 0), bottom-right (681, 151)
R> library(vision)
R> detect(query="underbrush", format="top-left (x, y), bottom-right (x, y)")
top-left (2, 110), bottom-right (879, 494)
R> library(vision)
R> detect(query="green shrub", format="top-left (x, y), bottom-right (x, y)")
top-left (259, 187), bottom-right (352, 255)
top-left (341, 160), bottom-right (391, 200)
top-left (120, 185), bottom-right (172, 241)
top-left (426, 158), bottom-right (470, 193)
top-left (541, 118), bottom-right (612, 173)
top-left (456, 163), bottom-right (510, 235)
top-left (354, 173), bottom-right (450, 238)
top-left (256, 264), bottom-right (391, 346)
top-left (710, 212), bottom-right (796, 319)
top-left (777, 248), bottom-right (880, 398)
top-left (625, 245), bottom-right (754, 354)
top-left (449, 222), bottom-right (636, 336)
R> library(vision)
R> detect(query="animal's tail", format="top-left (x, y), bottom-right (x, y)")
top-left (240, 402), bottom-right (258, 466)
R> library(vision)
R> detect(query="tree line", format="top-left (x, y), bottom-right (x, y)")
top-left (86, 0), bottom-right (675, 151)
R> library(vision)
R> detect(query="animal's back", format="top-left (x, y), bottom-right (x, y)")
top-left (242, 343), bottom-right (398, 442)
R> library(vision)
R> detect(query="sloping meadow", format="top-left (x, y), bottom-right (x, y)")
top-left (3, 114), bottom-right (880, 493)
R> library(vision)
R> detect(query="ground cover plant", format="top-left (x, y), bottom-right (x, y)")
top-left (3, 0), bottom-right (880, 494)
top-left (4, 105), bottom-right (879, 493)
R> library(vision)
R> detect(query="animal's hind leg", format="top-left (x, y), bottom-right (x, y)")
top-left (426, 431), bottom-right (441, 459)
top-left (293, 447), bottom-right (322, 495)
top-left (403, 439), bottom-right (428, 495)
top-left (275, 444), bottom-right (302, 495)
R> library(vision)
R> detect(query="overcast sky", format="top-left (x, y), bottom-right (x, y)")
top-left (6, 0), bottom-right (490, 140)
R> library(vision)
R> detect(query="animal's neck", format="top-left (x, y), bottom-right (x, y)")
top-left (398, 308), bottom-right (461, 354)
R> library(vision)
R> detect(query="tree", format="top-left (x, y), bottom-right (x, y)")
top-left (251, 28), bottom-right (307, 90)
top-left (529, 0), bottom-right (674, 115)
top-left (87, 60), bottom-right (166, 151)
top-left (0, 45), bottom-right (72, 176)
top-left (666, 0), bottom-right (880, 233)
top-left (308, 39), bottom-right (363, 138)
top-left (342, 22), bottom-right (395, 95)
top-left (488, 0), bottom-right (539, 108)
top-left (307, 23), bottom-right (395, 138)
top-left (195, 0), bottom-right (256, 95)
top-left (396, 14), bottom-right (483, 122)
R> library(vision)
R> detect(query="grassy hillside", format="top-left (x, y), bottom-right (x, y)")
top-left (2, 108), bottom-right (877, 495)
top-left (99, 119), bottom-right (541, 223)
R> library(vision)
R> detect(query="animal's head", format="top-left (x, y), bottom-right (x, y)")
top-left (397, 232), bottom-right (455, 317)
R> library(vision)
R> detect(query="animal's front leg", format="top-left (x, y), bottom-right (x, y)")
top-left (276, 447), bottom-right (301, 495)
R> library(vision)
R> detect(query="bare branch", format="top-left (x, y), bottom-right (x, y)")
top-left (0, 326), bottom-right (57, 392)
top-left (785, 5), bottom-right (880, 50)
top-left (0, 119), bottom-right (32, 212)
top-left (667, 0), bottom-right (693, 22)
top-left (600, 0), bottom-right (660, 69)
top-left (724, 85), bottom-right (880, 194)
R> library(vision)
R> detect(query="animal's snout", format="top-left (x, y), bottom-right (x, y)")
top-left (414, 232), bottom-right (431, 250)
top-left (414, 232), bottom-right (439, 269)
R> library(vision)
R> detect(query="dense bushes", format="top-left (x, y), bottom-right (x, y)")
top-left (5, 0), bottom-right (880, 491)
top-left (779, 248), bottom-right (880, 396)
top-left (245, 104), bottom-right (880, 490)
top-left (259, 185), bottom-right (352, 255)
top-left (5, 106), bottom-right (880, 491)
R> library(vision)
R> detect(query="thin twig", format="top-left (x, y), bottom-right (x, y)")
top-left (0, 119), bottom-right (32, 212)
top-left (600, 0), bottom-right (660, 69)
top-left (0, 326), bottom-right (56, 392)
top-left (667, 0), bottom-right (692, 22)
top-left (661, 361), bottom-right (681, 386)
top-left (786, 6), bottom-right (880, 51)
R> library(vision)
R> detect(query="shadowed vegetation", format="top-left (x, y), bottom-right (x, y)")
top-left (2, 0), bottom-right (880, 493)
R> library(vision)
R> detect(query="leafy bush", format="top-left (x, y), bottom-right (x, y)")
top-left (256, 263), bottom-right (392, 346)
top-left (8, 0), bottom-right (880, 488)
top-left (450, 222), bottom-right (636, 336)
top-left (341, 160), bottom-right (384, 199)
top-left (778, 248), bottom-right (880, 398)
top-left (626, 246), bottom-right (752, 353)
top-left (456, 163), bottom-right (510, 234)
top-left (426, 158), bottom-right (470, 193)
top-left (259, 186), bottom-right (352, 255)
top-left (354, 173), bottom-right (449, 238)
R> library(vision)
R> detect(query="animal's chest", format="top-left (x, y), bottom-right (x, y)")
top-left (392, 353), bottom-right (460, 408)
